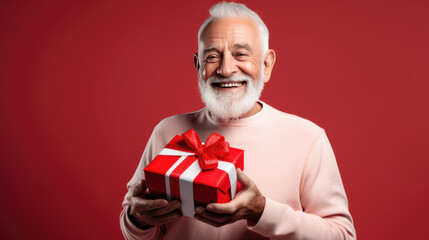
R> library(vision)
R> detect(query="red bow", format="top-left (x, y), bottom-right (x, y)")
top-left (182, 129), bottom-right (230, 170)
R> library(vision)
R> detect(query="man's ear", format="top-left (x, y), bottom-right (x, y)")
top-left (263, 49), bottom-right (276, 84)
top-left (194, 53), bottom-right (200, 71)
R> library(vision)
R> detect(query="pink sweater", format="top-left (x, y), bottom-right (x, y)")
top-left (120, 101), bottom-right (356, 239)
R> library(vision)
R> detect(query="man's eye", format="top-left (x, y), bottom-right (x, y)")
top-left (205, 55), bottom-right (220, 63)
top-left (235, 53), bottom-right (249, 60)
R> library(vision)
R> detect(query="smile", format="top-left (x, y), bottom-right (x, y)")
top-left (212, 81), bottom-right (246, 88)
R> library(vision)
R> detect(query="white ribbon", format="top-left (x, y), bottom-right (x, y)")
top-left (160, 147), bottom-right (237, 216)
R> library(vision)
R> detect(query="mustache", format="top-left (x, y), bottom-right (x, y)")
top-left (208, 75), bottom-right (253, 84)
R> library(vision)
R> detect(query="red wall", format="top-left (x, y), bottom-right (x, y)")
top-left (1, 0), bottom-right (428, 239)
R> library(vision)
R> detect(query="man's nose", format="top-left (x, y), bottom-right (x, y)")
top-left (217, 54), bottom-right (238, 77)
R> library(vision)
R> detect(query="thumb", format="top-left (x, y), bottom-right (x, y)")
top-left (237, 168), bottom-right (252, 189)
top-left (132, 179), bottom-right (147, 197)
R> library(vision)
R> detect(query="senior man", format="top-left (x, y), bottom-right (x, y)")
top-left (120, 2), bottom-right (356, 239)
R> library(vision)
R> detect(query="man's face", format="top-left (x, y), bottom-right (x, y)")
top-left (199, 17), bottom-right (263, 84)
top-left (198, 17), bottom-right (265, 121)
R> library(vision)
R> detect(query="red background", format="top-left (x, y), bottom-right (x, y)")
top-left (1, 0), bottom-right (428, 239)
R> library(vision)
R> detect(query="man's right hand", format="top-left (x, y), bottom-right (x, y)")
top-left (128, 180), bottom-right (182, 229)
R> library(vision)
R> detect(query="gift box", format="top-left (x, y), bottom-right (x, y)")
top-left (144, 129), bottom-right (244, 216)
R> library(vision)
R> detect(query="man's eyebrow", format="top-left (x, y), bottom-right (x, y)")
top-left (232, 43), bottom-right (253, 53)
top-left (203, 46), bottom-right (220, 56)
top-left (202, 43), bottom-right (253, 56)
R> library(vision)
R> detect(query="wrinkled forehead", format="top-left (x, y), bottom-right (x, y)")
top-left (199, 17), bottom-right (260, 53)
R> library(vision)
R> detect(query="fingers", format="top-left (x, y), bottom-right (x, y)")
top-left (193, 170), bottom-right (266, 227)
top-left (194, 206), bottom-right (246, 227)
top-left (195, 207), bottom-right (230, 226)
top-left (130, 198), bottom-right (168, 215)
top-left (203, 169), bottom-right (253, 215)
top-left (128, 180), bottom-right (183, 229)
top-left (206, 201), bottom-right (239, 214)
top-left (237, 168), bottom-right (252, 188)
top-left (131, 180), bottom-right (147, 197)
top-left (130, 199), bottom-right (182, 228)
top-left (150, 200), bottom-right (181, 216)
top-left (133, 208), bottom-right (182, 227)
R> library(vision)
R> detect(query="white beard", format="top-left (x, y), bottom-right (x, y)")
top-left (198, 68), bottom-right (265, 122)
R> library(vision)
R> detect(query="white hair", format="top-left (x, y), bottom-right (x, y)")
top-left (197, 2), bottom-right (269, 62)
top-left (198, 66), bottom-right (265, 121)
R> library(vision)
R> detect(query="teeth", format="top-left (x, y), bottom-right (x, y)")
top-left (219, 82), bottom-right (243, 88)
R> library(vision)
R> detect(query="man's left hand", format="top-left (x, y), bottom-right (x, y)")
top-left (194, 168), bottom-right (265, 227)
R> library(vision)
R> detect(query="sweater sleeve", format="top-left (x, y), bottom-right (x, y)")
top-left (249, 130), bottom-right (356, 239)
top-left (119, 128), bottom-right (166, 240)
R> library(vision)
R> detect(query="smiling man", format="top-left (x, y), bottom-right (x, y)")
top-left (120, 2), bottom-right (356, 240)
top-left (197, 15), bottom-right (274, 121)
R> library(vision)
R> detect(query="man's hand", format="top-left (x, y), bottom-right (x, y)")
top-left (194, 168), bottom-right (265, 227)
top-left (128, 180), bottom-right (182, 229)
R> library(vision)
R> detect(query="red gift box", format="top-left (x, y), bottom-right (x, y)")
top-left (144, 129), bottom-right (244, 216)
